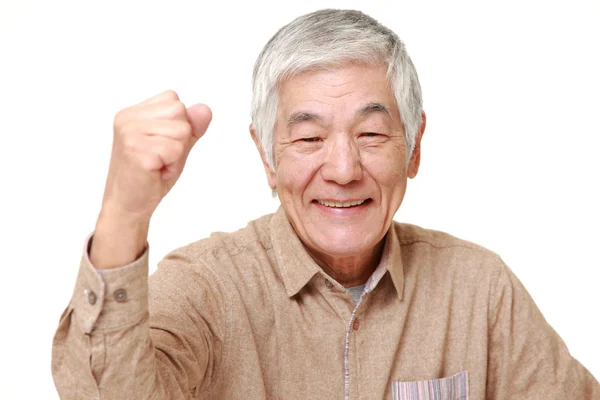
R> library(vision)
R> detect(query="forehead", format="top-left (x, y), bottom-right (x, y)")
top-left (277, 63), bottom-right (396, 117)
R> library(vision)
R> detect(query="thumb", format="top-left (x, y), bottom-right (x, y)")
top-left (186, 103), bottom-right (213, 140)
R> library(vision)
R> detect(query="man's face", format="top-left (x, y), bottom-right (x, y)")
top-left (256, 64), bottom-right (422, 269)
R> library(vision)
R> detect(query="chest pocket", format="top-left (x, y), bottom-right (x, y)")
top-left (391, 371), bottom-right (469, 400)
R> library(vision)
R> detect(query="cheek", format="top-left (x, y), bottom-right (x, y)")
top-left (276, 153), bottom-right (321, 197)
top-left (363, 153), bottom-right (407, 189)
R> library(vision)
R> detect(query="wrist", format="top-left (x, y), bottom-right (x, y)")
top-left (91, 208), bottom-right (150, 269)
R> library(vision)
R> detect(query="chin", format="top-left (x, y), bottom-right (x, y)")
top-left (309, 228), bottom-right (381, 258)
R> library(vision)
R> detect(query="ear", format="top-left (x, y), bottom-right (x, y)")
top-left (407, 111), bottom-right (426, 179)
top-left (249, 124), bottom-right (277, 190)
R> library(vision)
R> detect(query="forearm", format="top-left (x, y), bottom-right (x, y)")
top-left (52, 241), bottom-right (155, 398)
top-left (90, 208), bottom-right (150, 270)
top-left (52, 237), bottom-right (220, 399)
top-left (52, 241), bottom-right (178, 399)
top-left (52, 91), bottom-right (215, 398)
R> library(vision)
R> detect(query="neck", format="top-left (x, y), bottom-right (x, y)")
top-left (306, 239), bottom-right (385, 287)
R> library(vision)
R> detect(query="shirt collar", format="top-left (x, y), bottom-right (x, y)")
top-left (365, 222), bottom-right (405, 301)
top-left (270, 207), bottom-right (321, 298)
top-left (270, 206), bottom-right (405, 301)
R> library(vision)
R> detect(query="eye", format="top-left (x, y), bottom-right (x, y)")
top-left (300, 137), bottom-right (321, 142)
top-left (360, 132), bottom-right (380, 138)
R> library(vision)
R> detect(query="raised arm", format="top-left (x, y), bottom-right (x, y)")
top-left (92, 89), bottom-right (211, 270)
top-left (52, 90), bottom-right (215, 399)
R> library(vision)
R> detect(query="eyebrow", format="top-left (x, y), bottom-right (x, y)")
top-left (355, 102), bottom-right (391, 118)
top-left (285, 102), bottom-right (391, 129)
top-left (286, 111), bottom-right (323, 128)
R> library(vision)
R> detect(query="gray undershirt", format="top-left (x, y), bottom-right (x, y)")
top-left (347, 284), bottom-right (366, 304)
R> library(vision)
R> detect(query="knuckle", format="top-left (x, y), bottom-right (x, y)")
top-left (140, 154), bottom-right (159, 170)
top-left (157, 101), bottom-right (187, 122)
top-left (113, 119), bottom-right (126, 134)
top-left (176, 120), bottom-right (192, 138)
top-left (168, 142), bottom-right (186, 163)
top-left (162, 90), bottom-right (179, 101)
top-left (113, 109), bottom-right (128, 129)
top-left (117, 121), bottom-right (137, 138)
top-left (171, 139), bottom-right (186, 155)
top-left (121, 134), bottom-right (139, 152)
top-left (155, 139), bottom-right (184, 164)
top-left (169, 101), bottom-right (187, 118)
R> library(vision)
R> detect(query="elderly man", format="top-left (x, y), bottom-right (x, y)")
top-left (52, 9), bottom-right (598, 400)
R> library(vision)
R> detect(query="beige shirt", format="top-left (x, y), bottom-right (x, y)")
top-left (52, 207), bottom-right (599, 399)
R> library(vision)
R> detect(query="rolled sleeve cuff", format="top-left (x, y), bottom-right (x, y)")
top-left (70, 234), bottom-right (149, 334)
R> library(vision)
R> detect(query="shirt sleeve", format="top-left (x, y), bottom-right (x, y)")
top-left (51, 235), bottom-right (227, 399)
top-left (486, 260), bottom-right (600, 399)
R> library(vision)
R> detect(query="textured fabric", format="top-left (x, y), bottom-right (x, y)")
top-left (52, 207), bottom-right (600, 399)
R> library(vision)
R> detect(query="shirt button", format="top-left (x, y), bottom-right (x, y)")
top-left (87, 290), bottom-right (97, 305)
top-left (114, 288), bottom-right (127, 303)
top-left (325, 279), bottom-right (334, 289)
top-left (353, 318), bottom-right (360, 331)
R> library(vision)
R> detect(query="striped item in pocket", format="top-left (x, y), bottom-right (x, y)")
top-left (391, 371), bottom-right (469, 400)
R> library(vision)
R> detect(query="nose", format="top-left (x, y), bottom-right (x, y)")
top-left (320, 134), bottom-right (363, 185)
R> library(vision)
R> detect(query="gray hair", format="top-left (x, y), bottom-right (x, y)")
top-left (251, 9), bottom-right (423, 170)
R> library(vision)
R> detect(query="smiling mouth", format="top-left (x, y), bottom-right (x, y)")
top-left (314, 199), bottom-right (371, 208)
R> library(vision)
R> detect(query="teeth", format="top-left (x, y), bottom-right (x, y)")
top-left (317, 199), bottom-right (366, 208)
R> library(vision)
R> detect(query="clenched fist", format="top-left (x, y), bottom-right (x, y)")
top-left (91, 90), bottom-right (212, 269)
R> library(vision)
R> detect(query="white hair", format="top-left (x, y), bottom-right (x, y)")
top-left (251, 8), bottom-right (423, 169)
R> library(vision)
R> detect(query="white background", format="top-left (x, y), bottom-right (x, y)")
top-left (1, 0), bottom-right (598, 398)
